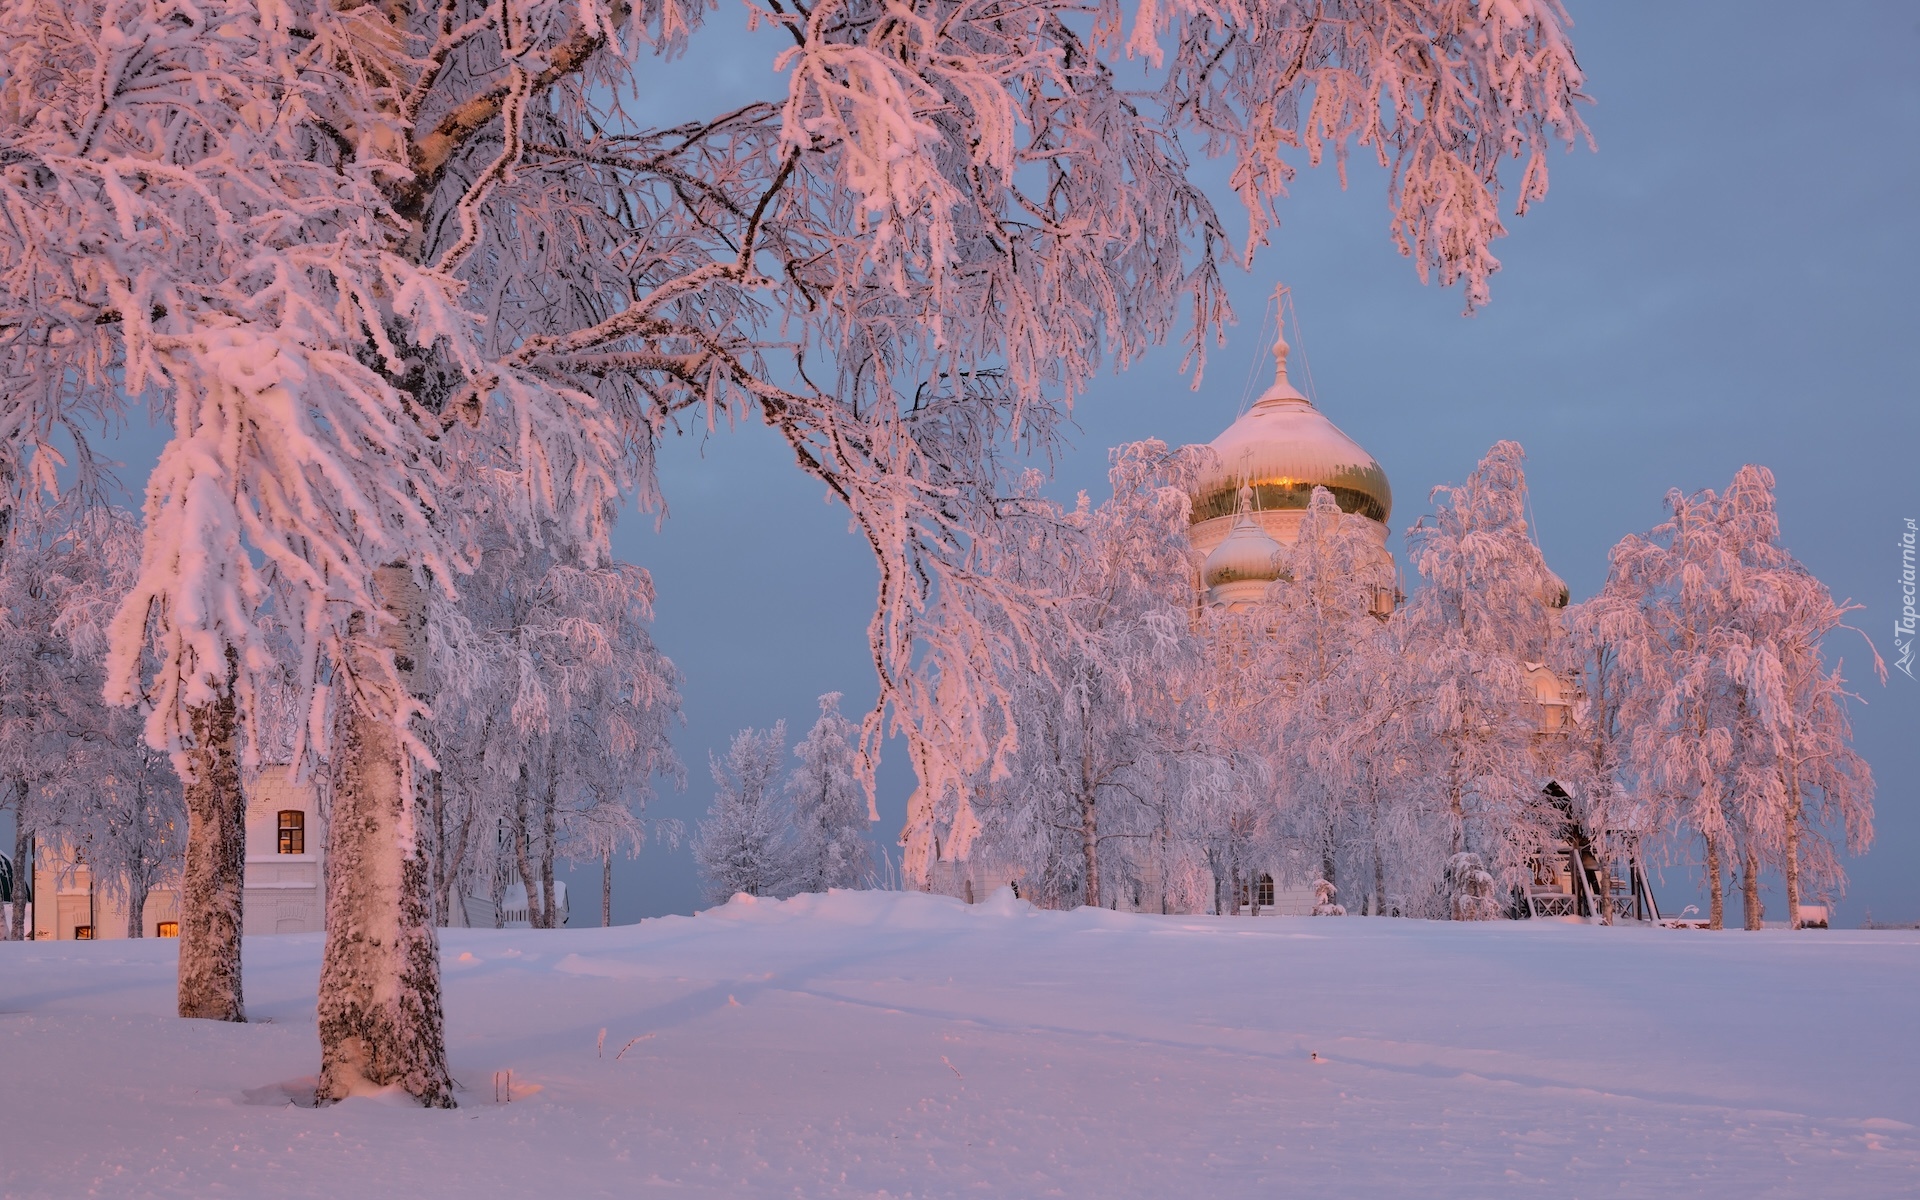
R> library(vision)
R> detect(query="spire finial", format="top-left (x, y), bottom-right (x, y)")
top-left (1272, 283), bottom-right (1292, 387)
top-left (1253, 282), bottom-right (1310, 406)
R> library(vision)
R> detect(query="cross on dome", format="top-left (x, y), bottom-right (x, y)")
top-left (1259, 292), bottom-right (1310, 407)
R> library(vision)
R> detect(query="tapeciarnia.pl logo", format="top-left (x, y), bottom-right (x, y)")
top-left (1897, 518), bottom-right (1917, 680)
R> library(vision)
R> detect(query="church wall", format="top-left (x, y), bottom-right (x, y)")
top-left (242, 765), bottom-right (324, 936)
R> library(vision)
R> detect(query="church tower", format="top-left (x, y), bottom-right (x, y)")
top-left (1187, 313), bottom-right (1394, 609)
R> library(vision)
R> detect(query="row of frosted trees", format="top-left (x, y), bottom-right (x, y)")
top-left (0, 487), bottom-right (684, 939)
top-left (914, 441), bottom-right (1875, 928)
top-left (691, 696), bottom-right (879, 904)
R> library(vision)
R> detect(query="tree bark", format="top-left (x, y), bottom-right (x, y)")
top-left (1706, 834), bottom-right (1724, 930)
top-left (177, 653), bottom-right (246, 1021)
top-left (1372, 844), bottom-right (1385, 918)
top-left (1783, 764), bottom-right (1803, 929)
top-left (539, 747), bottom-right (558, 929)
top-left (126, 886), bottom-right (145, 938)
top-left (8, 790), bottom-right (29, 941)
top-left (1741, 838), bottom-right (1762, 931)
top-left (1079, 789), bottom-right (1100, 910)
top-left (601, 848), bottom-right (611, 927)
top-left (428, 766), bottom-right (446, 926)
top-left (512, 763), bottom-right (539, 928)
top-left (316, 566), bottom-right (453, 1108)
top-left (442, 803), bottom-right (474, 927)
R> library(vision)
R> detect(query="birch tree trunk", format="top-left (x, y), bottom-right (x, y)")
top-left (8, 791), bottom-right (28, 941)
top-left (428, 768), bottom-right (446, 926)
top-left (1741, 839), bottom-right (1762, 931)
top-left (126, 869), bottom-right (149, 938)
top-left (442, 804), bottom-right (474, 928)
top-left (539, 750), bottom-right (558, 929)
top-left (1079, 789), bottom-right (1100, 910)
top-left (512, 764), bottom-right (540, 928)
top-left (1706, 834), bottom-right (1724, 930)
top-left (316, 566), bottom-right (453, 1107)
top-left (1372, 845), bottom-right (1385, 918)
top-left (601, 848), bottom-right (611, 927)
top-left (177, 652), bottom-right (246, 1021)
top-left (1783, 764), bottom-right (1804, 929)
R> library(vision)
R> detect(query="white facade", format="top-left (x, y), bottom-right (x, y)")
top-left (241, 765), bottom-right (326, 936)
top-left (24, 764), bottom-right (324, 941)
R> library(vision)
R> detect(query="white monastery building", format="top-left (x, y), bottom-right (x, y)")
top-left (18, 763), bottom-right (566, 939)
top-left (22, 766), bottom-right (324, 941)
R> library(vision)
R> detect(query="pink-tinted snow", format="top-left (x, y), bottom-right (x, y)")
top-left (3, 889), bottom-right (1915, 1197)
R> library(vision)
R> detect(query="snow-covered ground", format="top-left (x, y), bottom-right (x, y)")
top-left (3, 890), bottom-right (1916, 1198)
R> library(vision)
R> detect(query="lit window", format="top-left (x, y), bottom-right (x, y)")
top-left (156, 921), bottom-right (178, 938)
top-left (74, 925), bottom-right (94, 940)
top-left (277, 810), bottom-right (305, 855)
top-left (1256, 874), bottom-right (1276, 907)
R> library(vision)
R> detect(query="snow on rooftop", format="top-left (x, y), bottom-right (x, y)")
top-left (3, 888), bottom-right (1917, 1197)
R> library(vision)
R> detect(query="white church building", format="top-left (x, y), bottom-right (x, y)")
top-left (22, 765), bottom-right (324, 941)
top-left (18, 766), bottom-right (567, 940)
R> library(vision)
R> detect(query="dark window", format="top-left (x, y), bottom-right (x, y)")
top-left (156, 921), bottom-right (179, 938)
top-left (1256, 874), bottom-right (1275, 907)
top-left (277, 810), bottom-right (305, 855)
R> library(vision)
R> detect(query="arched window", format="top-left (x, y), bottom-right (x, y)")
top-left (1256, 873), bottom-right (1275, 908)
top-left (277, 810), bottom-right (305, 855)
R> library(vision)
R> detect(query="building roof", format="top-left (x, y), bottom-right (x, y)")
top-left (1191, 328), bottom-right (1392, 528)
top-left (1201, 484), bottom-right (1286, 588)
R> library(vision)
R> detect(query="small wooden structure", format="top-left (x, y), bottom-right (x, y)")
top-left (1520, 784), bottom-right (1661, 923)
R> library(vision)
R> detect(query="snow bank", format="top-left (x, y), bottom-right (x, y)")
top-left (4, 890), bottom-right (1916, 1197)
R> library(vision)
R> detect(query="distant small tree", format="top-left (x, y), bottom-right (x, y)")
top-left (1446, 852), bottom-right (1501, 921)
top-left (788, 694), bottom-right (875, 893)
top-left (694, 724), bottom-right (798, 903)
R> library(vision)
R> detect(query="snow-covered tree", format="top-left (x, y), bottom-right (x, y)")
top-left (0, 0), bottom-right (1589, 1099)
top-left (787, 693), bottom-right (875, 893)
top-left (694, 723), bottom-right (798, 903)
top-left (421, 514), bottom-right (683, 929)
top-left (951, 442), bottom-right (1232, 910)
top-left (1765, 572), bottom-right (1876, 928)
top-left (1397, 442), bottom-right (1566, 911)
top-left (0, 500), bottom-right (184, 941)
top-left (1582, 466), bottom-right (1877, 930)
top-left (1265, 486), bottom-right (1398, 897)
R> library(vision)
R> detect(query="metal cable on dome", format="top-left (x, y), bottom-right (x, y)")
top-left (1236, 289), bottom-right (1279, 419)
top-left (1282, 288), bottom-right (1320, 407)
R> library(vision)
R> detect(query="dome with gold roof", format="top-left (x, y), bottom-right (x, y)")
top-left (1201, 483), bottom-right (1287, 609)
top-left (1188, 324), bottom-right (1392, 562)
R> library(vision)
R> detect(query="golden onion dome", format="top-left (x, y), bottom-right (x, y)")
top-left (1201, 484), bottom-right (1286, 589)
top-left (1191, 330), bottom-right (1392, 529)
